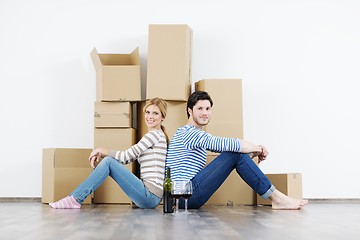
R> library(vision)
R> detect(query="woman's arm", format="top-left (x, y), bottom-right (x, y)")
top-left (92, 130), bottom-right (163, 167)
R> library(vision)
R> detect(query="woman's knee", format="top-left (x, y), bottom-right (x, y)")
top-left (97, 156), bottom-right (115, 167)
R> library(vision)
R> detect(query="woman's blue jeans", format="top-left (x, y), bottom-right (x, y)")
top-left (70, 156), bottom-right (161, 209)
top-left (182, 152), bottom-right (275, 209)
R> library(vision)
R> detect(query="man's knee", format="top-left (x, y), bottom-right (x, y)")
top-left (221, 151), bottom-right (240, 157)
top-left (220, 151), bottom-right (244, 161)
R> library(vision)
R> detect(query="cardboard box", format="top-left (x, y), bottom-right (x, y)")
top-left (94, 128), bottom-right (136, 150)
top-left (204, 154), bottom-right (257, 206)
top-left (91, 47), bottom-right (141, 102)
top-left (136, 100), bottom-right (187, 141)
top-left (94, 101), bottom-right (133, 128)
top-left (42, 148), bottom-right (92, 204)
top-left (93, 128), bottom-right (136, 204)
top-left (147, 24), bottom-right (192, 101)
top-left (195, 79), bottom-right (243, 138)
top-left (257, 173), bottom-right (303, 205)
top-left (93, 176), bottom-right (133, 204)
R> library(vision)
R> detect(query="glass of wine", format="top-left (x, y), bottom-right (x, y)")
top-left (182, 181), bottom-right (193, 214)
top-left (171, 181), bottom-right (184, 215)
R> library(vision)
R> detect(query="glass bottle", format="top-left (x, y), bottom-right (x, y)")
top-left (163, 167), bottom-right (174, 213)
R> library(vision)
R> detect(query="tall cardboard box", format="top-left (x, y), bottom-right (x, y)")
top-left (42, 148), bottom-right (92, 204)
top-left (257, 173), bottom-right (303, 205)
top-left (94, 102), bottom-right (133, 128)
top-left (147, 24), bottom-right (192, 101)
top-left (195, 79), bottom-right (243, 138)
top-left (204, 154), bottom-right (257, 206)
top-left (136, 100), bottom-right (187, 141)
top-left (93, 128), bottom-right (136, 204)
top-left (91, 47), bottom-right (141, 102)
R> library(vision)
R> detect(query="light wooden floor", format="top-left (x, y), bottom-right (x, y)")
top-left (0, 200), bottom-right (359, 240)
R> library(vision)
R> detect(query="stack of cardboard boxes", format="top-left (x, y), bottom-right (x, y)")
top-left (138, 24), bottom-right (191, 141)
top-left (42, 24), bottom-right (303, 206)
top-left (42, 48), bottom-right (142, 205)
top-left (195, 79), bottom-right (257, 205)
top-left (90, 48), bottom-right (141, 204)
top-left (195, 79), bottom-right (303, 205)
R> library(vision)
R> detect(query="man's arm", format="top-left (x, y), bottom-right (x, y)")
top-left (239, 139), bottom-right (262, 153)
top-left (240, 140), bottom-right (268, 162)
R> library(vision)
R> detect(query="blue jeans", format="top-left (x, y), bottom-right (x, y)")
top-left (70, 156), bottom-right (161, 209)
top-left (181, 152), bottom-right (275, 209)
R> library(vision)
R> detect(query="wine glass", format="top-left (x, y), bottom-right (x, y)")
top-left (182, 181), bottom-right (193, 214)
top-left (171, 181), bottom-right (184, 215)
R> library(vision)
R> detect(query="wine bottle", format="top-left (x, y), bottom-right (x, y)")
top-left (163, 167), bottom-right (174, 213)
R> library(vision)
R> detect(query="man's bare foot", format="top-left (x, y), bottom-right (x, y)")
top-left (269, 190), bottom-right (308, 210)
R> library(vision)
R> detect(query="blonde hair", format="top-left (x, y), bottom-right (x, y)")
top-left (143, 97), bottom-right (169, 144)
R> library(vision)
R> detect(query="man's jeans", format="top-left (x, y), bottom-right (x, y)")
top-left (184, 152), bottom-right (275, 209)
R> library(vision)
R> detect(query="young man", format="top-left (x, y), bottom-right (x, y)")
top-left (166, 91), bottom-right (308, 210)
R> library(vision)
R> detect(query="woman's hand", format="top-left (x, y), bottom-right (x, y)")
top-left (89, 150), bottom-right (101, 169)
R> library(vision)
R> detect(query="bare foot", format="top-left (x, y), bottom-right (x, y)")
top-left (269, 190), bottom-right (308, 210)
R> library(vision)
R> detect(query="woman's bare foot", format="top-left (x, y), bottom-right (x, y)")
top-left (269, 190), bottom-right (308, 210)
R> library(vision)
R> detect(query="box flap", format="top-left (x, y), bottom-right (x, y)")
top-left (100, 54), bottom-right (132, 65)
top-left (90, 48), bottom-right (102, 70)
top-left (42, 148), bottom-right (56, 203)
top-left (91, 47), bottom-right (140, 67)
top-left (130, 47), bottom-right (140, 65)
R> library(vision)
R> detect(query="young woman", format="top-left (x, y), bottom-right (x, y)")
top-left (50, 97), bottom-right (169, 209)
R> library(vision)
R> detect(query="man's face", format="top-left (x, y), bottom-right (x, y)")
top-left (188, 100), bottom-right (212, 127)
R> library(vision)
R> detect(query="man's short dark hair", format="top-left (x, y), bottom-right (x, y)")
top-left (186, 91), bottom-right (213, 118)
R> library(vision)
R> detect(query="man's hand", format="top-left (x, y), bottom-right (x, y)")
top-left (258, 145), bottom-right (268, 163)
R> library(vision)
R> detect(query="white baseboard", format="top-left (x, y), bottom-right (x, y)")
top-left (0, 197), bottom-right (41, 202)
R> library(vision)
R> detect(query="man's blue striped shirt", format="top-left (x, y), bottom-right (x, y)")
top-left (166, 125), bottom-right (241, 181)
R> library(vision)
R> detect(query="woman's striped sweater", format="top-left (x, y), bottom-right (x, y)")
top-left (108, 129), bottom-right (167, 198)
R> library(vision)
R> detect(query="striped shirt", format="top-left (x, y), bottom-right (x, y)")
top-left (108, 129), bottom-right (167, 198)
top-left (166, 125), bottom-right (241, 181)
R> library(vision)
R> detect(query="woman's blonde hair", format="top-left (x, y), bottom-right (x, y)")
top-left (143, 97), bottom-right (169, 144)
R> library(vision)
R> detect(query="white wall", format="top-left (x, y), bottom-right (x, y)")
top-left (1, 0), bottom-right (359, 199)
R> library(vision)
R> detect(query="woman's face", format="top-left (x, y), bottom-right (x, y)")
top-left (145, 104), bottom-right (164, 130)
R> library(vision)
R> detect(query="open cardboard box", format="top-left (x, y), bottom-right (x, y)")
top-left (91, 47), bottom-right (141, 102)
